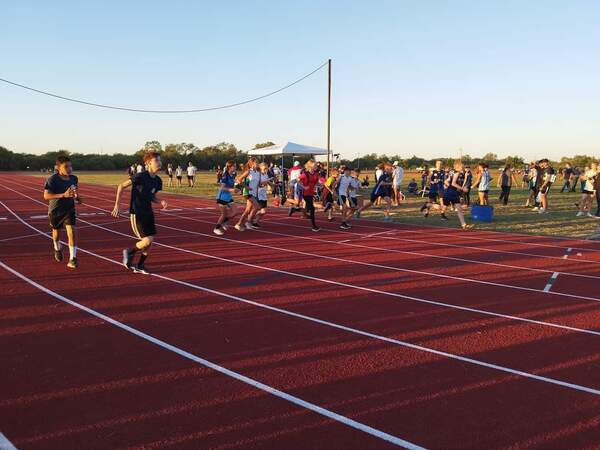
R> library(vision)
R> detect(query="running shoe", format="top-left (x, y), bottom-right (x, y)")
top-left (133, 264), bottom-right (150, 275)
top-left (245, 222), bottom-right (257, 230)
top-left (586, 213), bottom-right (595, 217)
top-left (461, 224), bottom-right (474, 230)
top-left (538, 208), bottom-right (547, 214)
top-left (213, 227), bottom-right (224, 235)
top-left (340, 222), bottom-right (350, 230)
top-left (288, 207), bottom-right (295, 217)
top-left (122, 249), bottom-right (134, 269)
top-left (328, 217), bottom-right (335, 221)
top-left (251, 222), bottom-right (261, 228)
top-left (576, 212), bottom-right (585, 217)
top-left (54, 247), bottom-right (63, 262)
top-left (67, 258), bottom-right (78, 269)
top-left (234, 224), bottom-right (245, 231)
top-left (323, 203), bottom-right (331, 212)
top-left (440, 213), bottom-right (449, 221)
top-left (312, 227), bottom-right (321, 232)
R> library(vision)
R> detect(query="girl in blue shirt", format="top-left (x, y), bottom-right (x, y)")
top-left (214, 160), bottom-right (238, 235)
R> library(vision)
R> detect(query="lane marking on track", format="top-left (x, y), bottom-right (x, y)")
top-left (544, 249), bottom-right (573, 292)
top-left (0, 432), bottom-right (17, 450)
top-left (29, 215), bottom-right (47, 219)
top-left (4, 200), bottom-right (600, 395)
top-left (0, 217), bottom-right (7, 221)
top-left (0, 260), bottom-right (425, 450)
top-left (4, 191), bottom-right (600, 338)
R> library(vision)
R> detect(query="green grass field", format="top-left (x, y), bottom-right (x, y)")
top-left (29, 170), bottom-right (600, 240)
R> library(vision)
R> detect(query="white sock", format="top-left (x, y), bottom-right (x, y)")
top-left (53, 240), bottom-right (61, 251)
top-left (69, 246), bottom-right (77, 259)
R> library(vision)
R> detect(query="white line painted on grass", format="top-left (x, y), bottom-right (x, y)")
top-left (0, 433), bottom-right (17, 450)
top-left (4, 200), bottom-right (600, 396)
top-left (0, 260), bottom-right (424, 450)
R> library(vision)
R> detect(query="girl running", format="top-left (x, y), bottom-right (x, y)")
top-left (254, 162), bottom-right (273, 227)
top-left (213, 160), bottom-right (238, 235)
top-left (322, 168), bottom-right (338, 221)
top-left (291, 159), bottom-right (321, 231)
top-left (234, 157), bottom-right (261, 231)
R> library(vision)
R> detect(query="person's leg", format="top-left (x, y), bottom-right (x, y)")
top-left (499, 188), bottom-right (505, 204)
top-left (215, 204), bottom-right (227, 228)
top-left (65, 224), bottom-right (77, 260)
top-left (465, 191), bottom-right (470, 206)
top-left (246, 198), bottom-right (260, 225)
top-left (304, 196), bottom-right (317, 229)
top-left (236, 200), bottom-right (252, 227)
top-left (51, 228), bottom-right (60, 250)
top-left (478, 191), bottom-right (485, 206)
top-left (456, 203), bottom-right (467, 227)
top-left (596, 191), bottom-right (600, 216)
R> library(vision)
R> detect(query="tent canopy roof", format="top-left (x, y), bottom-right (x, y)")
top-left (247, 141), bottom-right (328, 156)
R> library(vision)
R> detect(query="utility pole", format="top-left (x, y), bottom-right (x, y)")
top-left (326, 58), bottom-right (332, 176)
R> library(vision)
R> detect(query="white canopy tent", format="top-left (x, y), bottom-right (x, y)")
top-left (247, 141), bottom-right (328, 157)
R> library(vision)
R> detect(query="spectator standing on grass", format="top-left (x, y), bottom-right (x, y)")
top-left (166, 163), bottom-right (174, 188)
top-left (216, 165), bottom-right (223, 184)
top-left (570, 167), bottom-right (581, 192)
top-left (420, 166), bottom-right (429, 191)
top-left (537, 159), bottom-right (556, 214)
top-left (498, 165), bottom-right (518, 206)
top-left (462, 166), bottom-right (473, 206)
top-left (473, 162), bottom-right (491, 206)
top-left (175, 165), bottom-right (183, 188)
top-left (580, 166), bottom-right (589, 193)
top-left (392, 161), bottom-right (404, 206)
top-left (186, 162), bottom-right (197, 187)
top-left (594, 168), bottom-right (600, 218)
top-left (576, 162), bottom-right (597, 217)
top-left (560, 163), bottom-right (573, 192)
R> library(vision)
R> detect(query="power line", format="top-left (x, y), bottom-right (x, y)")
top-left (0, 61), bottom-right (328, 114)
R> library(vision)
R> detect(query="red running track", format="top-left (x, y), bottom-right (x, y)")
top-left (1, 174), bottom-right (599, 449)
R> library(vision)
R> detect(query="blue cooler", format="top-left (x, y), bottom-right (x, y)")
top-left (471, 205), bottom-right (494, 222)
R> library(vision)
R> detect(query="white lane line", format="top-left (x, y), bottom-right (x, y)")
top-left (0, 261), bottom-right (422, 449)
top-left (0, 432), bottom-right (17, 450)
top-left (0, 217), bottom-right (7, 221)
top-left (4, 200), bottom-right (600, 395)
top-left (29, 215), bottom-right (47, 219)
top-left (544, 249), bottom-right (573, 292)
top-left (4, 192), bottom-right (600, 338)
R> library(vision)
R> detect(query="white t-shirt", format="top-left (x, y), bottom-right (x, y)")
top-left (136, 164), bottom-right (143, 173)
top-left (349, 177), bottom-right (361, 198)
top-left (393, 167), bottom-right (404, 186)
top-left (247, 169), bottom-right (261, 196)
top-left (338, 174), bottom-right (352, 196)
top-left (289, 166), bottom-right (302, 183)
top-left (187, 166), bottom-right (197, 177)
top-left (584, 169), bottom-right (597, 192)
top-left (375, 169), bottom-right (383, 182)
top-left (258, 173), bottom-right (269, 201)
top-left (176, 167), bottom-right (183, 177)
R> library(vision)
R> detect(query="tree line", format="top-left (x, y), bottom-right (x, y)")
top-left (0, 142), bottom-right (597, 171)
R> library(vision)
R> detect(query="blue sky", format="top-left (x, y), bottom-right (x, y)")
top-left (1, 0), bottom-right (599, 160)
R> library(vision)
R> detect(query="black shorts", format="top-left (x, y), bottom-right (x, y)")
top-left (339, 195), bottom-right (348, 206)
top-left (130, 213), bottom-right (156, 238)
top-left (428, 189), bottom-right (439, 201)
top-left (187, 175), bottom-right (193, 180)
top-left (370, 192), bottom-right (385, 203)
top-left (244, 194), bottom-right (257, 201)
top-left (217, 199), bottom-right (233, 206)
top-left (49, 209), bottom-right (76, 230)
top-left (348, 197), bottom-right (358, 208)
top-left (479, 190), bottom-right (489, 195)
top-left (324, 192), bottom-right (333, 204)
top-left (539, 184), bottom-right (552, 195)
top-left (168, 174), bottom-right (173, 178)
top-left (443, 189), bottom-right (461, 206)
top-left (258, 199), bottom-right (268, 209)
top-left (177, 176), bottom-right (182, 180)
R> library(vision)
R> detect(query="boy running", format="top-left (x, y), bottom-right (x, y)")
top-left (537, 159), bottom-right (556, 214)
top-left (43, 155), bottom-right (81, 269)
top-left (343, 168), bottom-right (362, 229)
top-left (357, 163), bottom-right (393, 220)
top-left (441, 161), bottom-right (473, 230)
top-left (254, 162), bottom-right (273, 227)
top-left (111, 152), bottom-right (167, 274)
top-left (322, 168), bottom-right (338, 221)
top-left (337, 166), bottom-right (353, 229)
top-left (420, 160), bottom-right (445, 217)
top-left (291, 159), bottom-right (321, 231)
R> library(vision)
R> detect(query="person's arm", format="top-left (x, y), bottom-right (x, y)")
top-left (296, 174), bottom-right (308, 190)
top-left (43, 189), bottom-right (74, 201)
top-left (152, 192), bottom-right (168, 209)
top-left (111, 179), bottom-right (133, 217)
top-left (235, 169), bottom-right (250, 185)
top-left (451, 173), bottom-right (465, 191)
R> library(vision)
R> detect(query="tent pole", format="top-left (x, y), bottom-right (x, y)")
top-left (326, 58), bottom-right (332, 176)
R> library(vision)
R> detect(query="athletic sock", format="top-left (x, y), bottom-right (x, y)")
top-left (53, 240), bottom-right (61, 251)
top-left (138, 253), bottom-right (148, 266)
top-left (69, 246), bottom-right (77, 259)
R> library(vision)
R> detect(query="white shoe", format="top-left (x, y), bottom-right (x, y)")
top-left (234, 224), bottom-right (245, 231)
top-left (245, 222), bottom-right (257, 230)
top-left (532, 207), bottom-right (539, 211)
top-left (213, 227), bottom-right (224, 235)
top-left (587, 213), bottom-right (595, 217)
top-left (538, 208), bottom-right (547, 214)
top-left (576, 212), bottom-right (585, 217)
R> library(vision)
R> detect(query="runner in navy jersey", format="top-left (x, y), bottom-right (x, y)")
top-left (420, 160), bottom-right (445, 218)
top-left (441, 161), bottom-right (473, 229)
